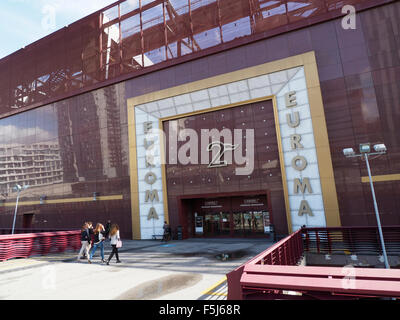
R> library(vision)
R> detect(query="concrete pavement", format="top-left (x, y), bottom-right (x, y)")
top-left (0, 238), bottom-right (273, 300)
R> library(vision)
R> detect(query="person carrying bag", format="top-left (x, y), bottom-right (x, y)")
top-left (106, 224), bottom-right (122, 265)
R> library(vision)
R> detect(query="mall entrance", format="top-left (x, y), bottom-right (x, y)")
top-left (180, 191), bottom-right (273, 238)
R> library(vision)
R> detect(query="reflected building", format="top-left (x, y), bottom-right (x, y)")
top-left (0, 143), bottom-right (62, 194)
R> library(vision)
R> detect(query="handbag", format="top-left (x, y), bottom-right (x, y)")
top-left (116, 240), bottom-right (122, 248)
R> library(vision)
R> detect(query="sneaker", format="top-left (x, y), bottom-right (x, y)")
top-left (106, 261), bottom-right (110, 265)
top-left (88, 260), bottom-right (92, 264)
top-left (116, 260), bottom-right (122, 264)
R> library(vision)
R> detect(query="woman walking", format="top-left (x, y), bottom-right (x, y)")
top-left (77, 223), bottom-right (92, 263)
top-left (89, 223), bottom-right (106, 263)
top-left (106, 224), bottom-right (121, 265)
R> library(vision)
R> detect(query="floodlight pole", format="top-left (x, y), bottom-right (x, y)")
top-left (11, 188), bottom-right (21, 235)
top-left (363, 153), bottom-right (390, 269)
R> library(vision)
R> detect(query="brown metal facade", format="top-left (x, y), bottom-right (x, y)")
top-left (0, 1), bottom-right (399, 237)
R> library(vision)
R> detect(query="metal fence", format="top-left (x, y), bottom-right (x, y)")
top-left (302, 226), bottom-right (400, 256)
top-left (227, 226), bottom-right (400, 300)
top-left (226, 229), bottom-right (303, 299)
top-left (0, 230), bottom-right (81, 262)
top-left (0, 228), bottom-right (76, 235)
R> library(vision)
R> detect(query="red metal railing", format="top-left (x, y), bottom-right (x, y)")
top-left (0, 230), bottom-right (81, 262)
top-left (227, 229), bottom-right (303, 299)
top-left (0, 228), bottom-right (76, 235)
top-left (227, 226), bottom-right (400, 300)
top-left (302, 226), bottom-right (400, 256)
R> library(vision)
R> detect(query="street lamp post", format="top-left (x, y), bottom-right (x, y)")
top-left (343, 143), bottom-right (390, 269)
top-left (11, 184), bottom-right (29, 235)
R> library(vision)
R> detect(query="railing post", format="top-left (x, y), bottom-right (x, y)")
top-left (316, 231), bottom-right (320, 254)
top-left (305, 230), bottom-right (309, 252)
top-left (327, 231), bottom-right (332, 254)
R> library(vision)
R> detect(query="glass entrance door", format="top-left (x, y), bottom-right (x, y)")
top-left (203, 212), bottom-right (230, 236)
top-left (233, 211), bottom-right (268, 236)
top-left (220, 212), bottom-right (230, 235)
top-left (192, 194), bottom-right (270, 237)
top-left (233, 212), bottom-right (245, 235)
top-left (252, 211), bottom-right (265, 235)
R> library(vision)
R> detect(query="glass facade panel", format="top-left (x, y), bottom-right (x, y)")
top-left (250, 0), bottom-right (288, 33)
top-left (221, 17), bottom-right (251, 43)
top-left (103, 5), bottom-right (119, 23)
top-left (0, 83), bottom-right (131, 237)
top-left (121, 14), bottom-right (143, 72)
top-left (120, 0), bottom-right (140, 16)
top-left (143, 4), bottom-right (166, 65)
top-left (0, 0), bottom-right (372, 115)
top-left (287, 0), bottom-right (327, 23)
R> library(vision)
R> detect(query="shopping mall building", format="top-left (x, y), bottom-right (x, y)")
top-left (0, 0), bottom-right (398, 239)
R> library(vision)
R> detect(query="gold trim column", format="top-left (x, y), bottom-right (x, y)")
top-left (304, 53), bottom-right (341, 228)
top-left (128, 100), bottom-right (141, 240)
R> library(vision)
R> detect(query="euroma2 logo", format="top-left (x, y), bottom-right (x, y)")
top-left (142, 120), bottom-right (255, 176)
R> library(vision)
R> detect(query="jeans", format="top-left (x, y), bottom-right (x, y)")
top-left (89, 241), bottom-right (104, 260)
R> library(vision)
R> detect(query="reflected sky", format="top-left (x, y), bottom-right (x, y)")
top-left (0, 105), bottom-right (58, 145)
top-left (0, 0), bottom-right (116, 59)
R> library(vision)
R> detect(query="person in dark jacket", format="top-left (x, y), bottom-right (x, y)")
top-left (162, 221), bottom-right (171, 242)
top-left (81, 221), bottom-right (93, 259)
top-left (77, 223), bottom-right (91, 263)
top-left (89, 223), bottom-right (106, 263)
top-left (104, 220), bottom-right (111, 239)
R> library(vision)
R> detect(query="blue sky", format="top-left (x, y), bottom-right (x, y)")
top-left (0, 0), bottom-right (117, 59)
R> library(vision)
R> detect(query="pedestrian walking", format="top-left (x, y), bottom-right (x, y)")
top-left (81, 221), bottom-right (93, 259)
top-left (89, 223), bottom-right (106, 263)
top-left (87, 221), bottom-right (94, 238)
top-left (77, 223), bottom-right (92, 263)
top-left (162, 221), bottom-right (171, 242)
top-left (104, 220), bottom-right (111, 238)
top-left (106, 224), bottom-right (122, 265)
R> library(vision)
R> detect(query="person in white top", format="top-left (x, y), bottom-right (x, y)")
top-left (106, 224), bottom-right (121, 265)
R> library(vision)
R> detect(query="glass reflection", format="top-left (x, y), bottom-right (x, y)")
top-left (0, 106), bottom-right (61, 197)
top-left (0, 84), bottom-right (128, 200)
top-left (0, 0), bottom-right (346, 113)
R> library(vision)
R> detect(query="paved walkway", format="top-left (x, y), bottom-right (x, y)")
top-left (0, 238), bottom-right (273, 300)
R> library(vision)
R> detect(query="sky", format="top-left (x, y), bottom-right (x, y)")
top-left (0, 0), bottom-right (118, 59)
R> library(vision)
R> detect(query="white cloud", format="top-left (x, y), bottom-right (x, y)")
top-left (0, 124), bottom-right (56, 145)
top-left (38, 0), bottom-right (117, 22)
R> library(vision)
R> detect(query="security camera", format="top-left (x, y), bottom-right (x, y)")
top-left (343, 148), bottom-right (355, 157)
top-left (374, 144), bottom-right (387, 153)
